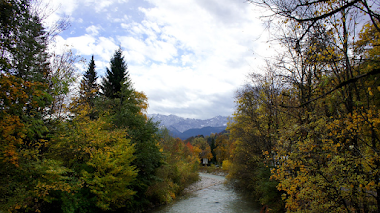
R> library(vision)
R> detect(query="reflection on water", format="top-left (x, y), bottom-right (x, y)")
top-left (148, 173), bottom-right (261, 213)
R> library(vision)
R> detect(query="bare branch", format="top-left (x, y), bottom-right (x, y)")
top-left (291, 0), bottom-right (360, 23)
top-left (280, 69), bottom-right (380, 108)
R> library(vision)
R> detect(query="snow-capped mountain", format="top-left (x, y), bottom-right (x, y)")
top-left (149, 114), bottom-right (229, 133)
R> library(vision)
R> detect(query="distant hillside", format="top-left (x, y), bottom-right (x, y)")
top-left (149, 114), bottom-right (229, 140)
top-left (169, 126), bottom-right (226, 140)
top-left (149, 114), bottom-right (228, 132)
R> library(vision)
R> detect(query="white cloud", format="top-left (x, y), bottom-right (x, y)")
top-left (180, 54), bottom-right (193, 66)
top-left (113, 15), bottom-right (130, 23)
top-left (85, 25), bottom-right (102, 36)
top-left (52, 35), bottom-right (118, 73)
top-left (52, 0), bottom-right (78, 16)
top-left (83, 0), bottom-right (129, 13)
top-left (96, 0), bottom-right (113, 12)
top-left (48, 0), bottom-right (274, 118)
top-left (128, 1), bottom-right (264, 118)
top-left (118, 20), bottom-right (178, 64)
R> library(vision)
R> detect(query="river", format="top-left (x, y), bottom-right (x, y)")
top-left (148, 173), bottom-right (261, 213)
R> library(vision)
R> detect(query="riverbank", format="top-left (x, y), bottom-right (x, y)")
top-left (182, 173), bottom-right (225, 194)
top-left (199, 166), bottom-right (229, 177)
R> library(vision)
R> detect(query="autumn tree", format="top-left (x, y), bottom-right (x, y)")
top-left (227, 69), bottom-right (286, 211)
top-left (191, 137), bottom-right (213, 164)
top-left (49, 109), bottom-right (138, 212)
top-left (0, 0), bottom-right (68, 211)
top-left (214, 134), bottom-right (233, 166)
top-left (238, 0), bottom-right (380, 211)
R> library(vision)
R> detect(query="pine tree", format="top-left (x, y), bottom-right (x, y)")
top-left (101, 48), bottom-right (131, 99)
top-left (80, 55), bottom-right (98, 106)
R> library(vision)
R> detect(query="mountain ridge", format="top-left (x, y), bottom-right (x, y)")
top-left (167, 126), bottom-right (227, 140)
top-left (149, 114), bottom-right (229, 133)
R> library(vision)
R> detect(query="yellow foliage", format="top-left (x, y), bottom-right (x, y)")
top-left (222, 159), bottom-right (231, 171)
top-left (0, 74), bottom-right (49, 166)
top-left (273, 108), bottom-right (380, 212)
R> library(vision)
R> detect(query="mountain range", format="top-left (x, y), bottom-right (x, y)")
top-left (149, 114), bottom-right (229, 139)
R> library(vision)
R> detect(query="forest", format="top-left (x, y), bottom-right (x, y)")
top-left (1, 0), bottom-right (380, 212)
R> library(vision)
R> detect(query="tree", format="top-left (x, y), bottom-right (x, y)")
top-left (214, 134), bottom-right (233, 165)
top-left (48, 48), bottom-right (79, 121)
top-left (192, 137), bottom-right (213, 163)
top-left (96, 48), bottom-right (163, 210)
top-left (206, 134), bottom-right (217, 164)
top-left (0, 0), bottom-right (52, 170)
top-left (1, 0), bottom-right (50, 83)
top-left (70, 55), bottom-right (99, 119)
top-left (226, 71), bottom-right (285, 211)
top-left (101, 48), bottom-right (131, 99)
top-left (248, 0), bottom-right (380, 39)
top-left (50, 109), bottom-right (138, 212)
top-left (80, 55), bottom-right (98, 106)
top-left (0, 1), bottom-right (69, 211)
top-left (245, 1), bottom-right (380, 210)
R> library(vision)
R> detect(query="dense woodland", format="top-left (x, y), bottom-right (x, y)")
top-left (2, 0), bottom-right (380, 212)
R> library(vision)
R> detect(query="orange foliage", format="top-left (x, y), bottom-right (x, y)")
top-left (186, 142), bottom-right (194, 153)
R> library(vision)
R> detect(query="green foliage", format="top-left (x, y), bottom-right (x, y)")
top-left (255, 165), bottom-right (284, 212)
top-left (0, 0), bottom-right (50, 83)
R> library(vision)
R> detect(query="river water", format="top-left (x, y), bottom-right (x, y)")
top-left (148, 173), bottom-right (261, 213)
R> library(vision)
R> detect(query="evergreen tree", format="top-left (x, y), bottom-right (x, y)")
top-left (98, 48), bottom-right (164, 209)
top-left (101, 48), bottom-right (131, 99)
top-left (80, 55), bottom-right (98, 107)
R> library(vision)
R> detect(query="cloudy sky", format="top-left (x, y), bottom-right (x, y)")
top-left (43, 0), bottom-right (272, 119)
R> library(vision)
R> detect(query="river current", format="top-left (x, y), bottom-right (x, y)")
top-left (148, 173), bottom-right (261, 213)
